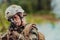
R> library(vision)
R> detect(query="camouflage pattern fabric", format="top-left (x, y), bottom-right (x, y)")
top-left (1, 24), bottom-right (45, 40)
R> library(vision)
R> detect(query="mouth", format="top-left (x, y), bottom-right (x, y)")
top-left (15, 22), bottom-right (20, 26)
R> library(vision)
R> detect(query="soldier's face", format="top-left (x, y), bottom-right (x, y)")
top-left (13, 14), bottom-right (21, 26)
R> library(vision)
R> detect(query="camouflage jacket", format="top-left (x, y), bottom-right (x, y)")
top-left (1, 24), bottom-right (45, 40)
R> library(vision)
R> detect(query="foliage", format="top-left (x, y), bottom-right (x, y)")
top-left (7, 0), bottom-right (51, 14)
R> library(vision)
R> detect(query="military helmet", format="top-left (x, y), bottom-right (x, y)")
top-left (5, 5), bottom-right (24, 19)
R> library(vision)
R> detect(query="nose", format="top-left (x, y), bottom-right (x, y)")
top-left (14, 19), bottom-right (18, 23)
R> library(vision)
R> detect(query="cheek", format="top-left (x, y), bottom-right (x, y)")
top-left (18, 19), bottom-right (21, 22)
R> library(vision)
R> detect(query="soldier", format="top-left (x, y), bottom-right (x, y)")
top-left (1, 5), bottom-right (45, 40)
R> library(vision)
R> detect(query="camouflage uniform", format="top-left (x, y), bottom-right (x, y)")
top-left (1, 24), bottom-right (45, 40)
top-left (2, 23), bottom-right (38, 40)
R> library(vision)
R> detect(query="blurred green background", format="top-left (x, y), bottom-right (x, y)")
top-left (0, 0), bottom-right (54, 34)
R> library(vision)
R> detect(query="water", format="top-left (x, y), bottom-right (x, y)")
top-left (51, 0), bottom-right (60, 18)
top-left (37, 21), bottom-right (60, 40)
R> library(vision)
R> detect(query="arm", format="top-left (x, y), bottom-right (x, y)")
top-left (30, 26), bottom-right (45, 40)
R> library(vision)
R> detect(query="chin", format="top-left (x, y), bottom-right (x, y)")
top-left (16, 24), bottom-right (21, 26)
